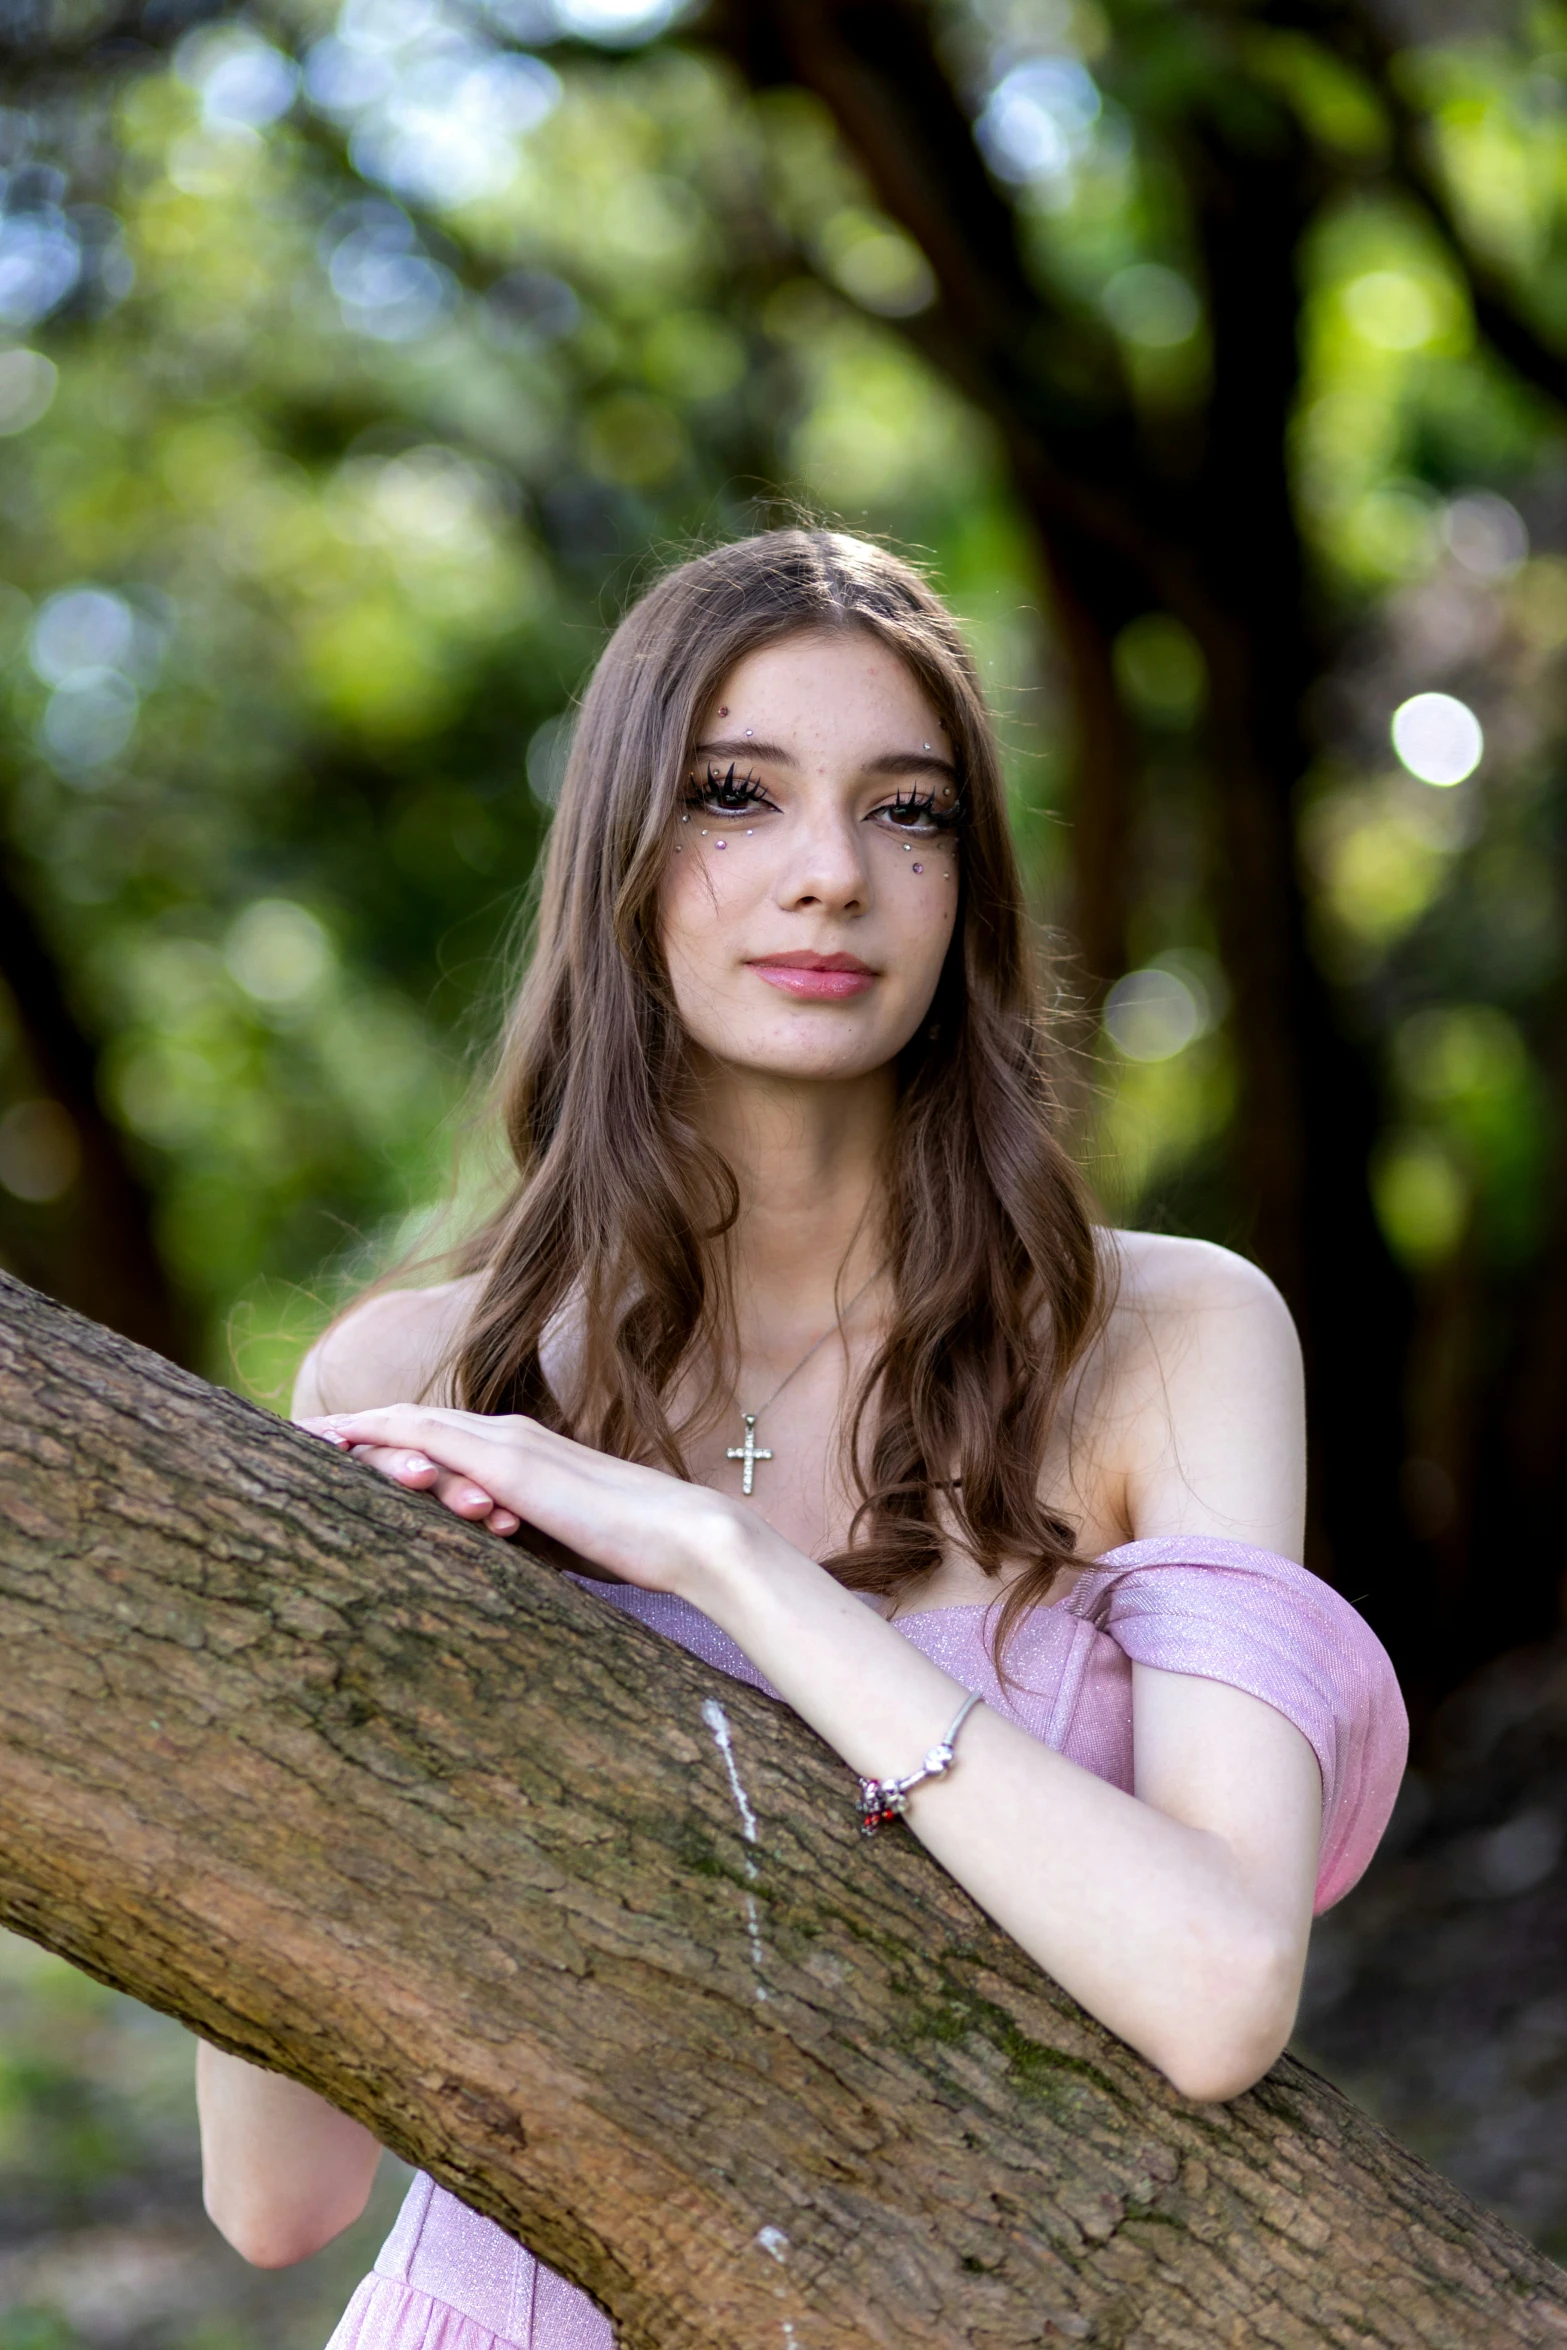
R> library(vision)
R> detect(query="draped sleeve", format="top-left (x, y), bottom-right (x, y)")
top-left (1071, 1535), bottom-right (1408, 1912)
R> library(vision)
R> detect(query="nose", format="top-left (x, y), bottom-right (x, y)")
top-left (777, 803), bottom-right (869, 917)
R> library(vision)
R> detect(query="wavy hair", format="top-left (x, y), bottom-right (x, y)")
top-left (449, 529), bottom-right (1102, 1654)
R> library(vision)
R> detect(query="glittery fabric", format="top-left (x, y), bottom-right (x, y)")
top-left (323, 2173), bottom-right (613, 2350)
top-left (325, 1536), bottom-right (1407, 2349)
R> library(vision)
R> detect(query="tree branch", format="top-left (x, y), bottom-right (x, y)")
top-left (697, 0), bottom-right (1184, 583)
top-left (0, 1271), bottom-right (1561, 2345)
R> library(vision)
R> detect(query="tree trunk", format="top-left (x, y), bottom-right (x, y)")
top-left (1173, 97), bottom-right (1418, 1624)
top-left (0, 1272), bottom-right (1560, 2346)
top-left (0, 853), bottom-right (187, 1364)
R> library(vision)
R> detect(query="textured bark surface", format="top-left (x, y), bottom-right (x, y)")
top-left (0, 1271), bottom-right (1562, 2349)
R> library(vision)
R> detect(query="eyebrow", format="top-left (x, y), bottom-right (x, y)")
top-left (691, 739), bottom-right (958, 783)
top-left (864, 750), bottom-right (959, 784)
top-left (691, 737), bottom-right (797, 766)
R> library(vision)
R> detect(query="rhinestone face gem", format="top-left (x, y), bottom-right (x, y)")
top-left (912, 862), bottom-right (923, 873)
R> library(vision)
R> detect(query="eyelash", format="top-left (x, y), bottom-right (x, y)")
top-left (879, 787), bottom-right (961, 836)
top-left (682, 765), bottom-right (963, 834)
top-left (684, 763), bottom-right (774, 816)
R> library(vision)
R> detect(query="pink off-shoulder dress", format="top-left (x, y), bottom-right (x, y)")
top-left (325, 1535), bottom-right (1408, 2350)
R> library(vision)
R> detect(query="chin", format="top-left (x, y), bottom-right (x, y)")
top-left (733, 1046), bottom-right (893, 1084)
top-left (699, 1019), bottom-right (903, 1084)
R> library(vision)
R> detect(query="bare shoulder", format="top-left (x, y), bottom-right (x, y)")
top-left (1089, 1230), bottom-right (1305, 1556)
top-left (1060, 1231), bottom-right (1298, 1441)
top-left (1105, 1229), bottom-right (1296, 1341)
top-left (292, 1276), bottom-right (485, 1418)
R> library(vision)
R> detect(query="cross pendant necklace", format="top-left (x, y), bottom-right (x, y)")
top-left (726, 1267), bottom-right (882, 1496)
top-left (727, 1414), bottom-right (772, 1496)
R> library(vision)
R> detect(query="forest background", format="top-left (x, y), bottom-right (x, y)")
top-left (3, 0), bottom-right (1567, 2340)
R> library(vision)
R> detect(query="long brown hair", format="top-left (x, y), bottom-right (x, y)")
top-left (451, 528), bottom-right (1102, 1653)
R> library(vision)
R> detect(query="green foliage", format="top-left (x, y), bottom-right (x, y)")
top-left (0, 15), bottom-right (1036, 1390)
top-left (2, 0), bottom-right (1564, 1365)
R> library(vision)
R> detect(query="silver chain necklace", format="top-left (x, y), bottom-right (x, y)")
top-left (726, 1267), bottom-right (882, 1495)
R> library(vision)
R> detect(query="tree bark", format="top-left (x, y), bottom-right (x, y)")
top-left (0, 1273), bottom-right (1561, 2346)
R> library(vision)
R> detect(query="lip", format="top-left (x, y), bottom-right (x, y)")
top-left (746, 950), bottom-right (878, 1000)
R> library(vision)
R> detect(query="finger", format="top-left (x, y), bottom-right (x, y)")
top-left (430, 1468), bottom-right (500, 1521)
top-left (346, 1442), bottom-right (442, 1488)
top-left (314, 1407), bottom-right (528, 1501)
top-left (306, 1407), bottom-right (479, 1448)
top-left (342, 1441), bottom-right (511, 1533)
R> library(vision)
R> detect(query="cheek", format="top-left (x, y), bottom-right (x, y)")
top-left (886, 846), bottom-right (960, 952)
top-left (658, 837), bottom-right (756, 973)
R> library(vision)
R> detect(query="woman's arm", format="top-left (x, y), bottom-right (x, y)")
top-left (306, 1245), bottom-right (1322, 2103)
top-left (196, 2045), bottom-right (381, 2267)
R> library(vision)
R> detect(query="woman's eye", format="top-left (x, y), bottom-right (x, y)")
top-left (686, 762), bottom-right (773, 817)
top-left (873, 791), bottom-right (959, 836)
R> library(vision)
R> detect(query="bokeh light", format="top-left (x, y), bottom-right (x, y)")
top-left (41, 670), bottom-right (139, 771)
top-left (526, 712), bottom-right (573, 807)
top-left (554, 0), bottom-right (685, 40)
top-left (1391, 692), bottom-right (1484, 786)
top-left (29, 587), bottom-right (137, 684)
top-left (1105, 967), bottom-right (1204, 1062)
top-left (0, 206), bottom-right (80, 325)
top-left (0, 1100), bottom-right (80, 1203)
top-left (0, 347), bottom-right (55, 433)
top-left (1341, 269), bottom-right (1443, 351)
top-left (224, 902), bottom-right (334, 1006)
top-left (322, 202), bottom-right (457, 341)
top-left (1372, 1133), bottom-right (1468, 1266)
top-left (1443, 492), bottom-right (1528, 580)
top-left (1102, 264), bottom-right (1200, 349)
top-left (178, 29), bottom-right (300, 132)
top-left (976, 59), bottom-right (1101, 187)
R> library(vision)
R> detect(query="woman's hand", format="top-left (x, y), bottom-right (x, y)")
top-left (301, 1406), bottom-right (772, 1605)
top-left (308, 1417), bottom-right (523, 1541)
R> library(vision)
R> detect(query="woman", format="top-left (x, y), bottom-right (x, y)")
top-left (195, 529), bottom-right (1407, 2347)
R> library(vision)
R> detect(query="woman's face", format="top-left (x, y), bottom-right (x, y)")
top-left (659, 629), bottom-right (960, 1084)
